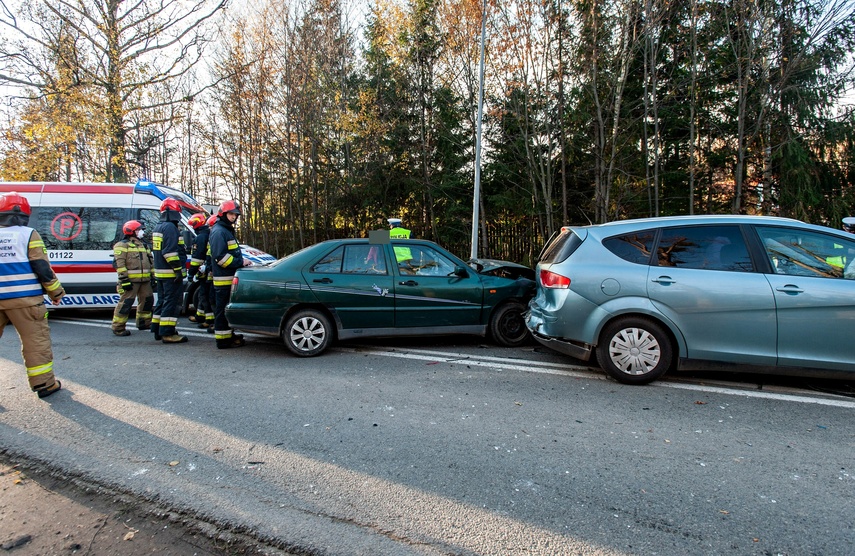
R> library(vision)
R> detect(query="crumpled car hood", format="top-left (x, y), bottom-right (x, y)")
top-left (468, 258), bottom-right (535, 281)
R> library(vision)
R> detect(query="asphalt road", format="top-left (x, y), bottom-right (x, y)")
top-left (1, 311), bottom-right (853, 555)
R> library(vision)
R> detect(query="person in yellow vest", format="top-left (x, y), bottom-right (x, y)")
top-left (388, 217), bottom-right (413, 264)
top-left (826, 216), bottom-right (855, 272)
top-left (110, 220), bottom-right (154, 336)
top-left (0, 192), bottom-right (65, 398)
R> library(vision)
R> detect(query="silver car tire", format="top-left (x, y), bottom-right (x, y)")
top-left (596, 317), bottom-right (672, 385)
top-left (283, 309), bottom-right (332, 357)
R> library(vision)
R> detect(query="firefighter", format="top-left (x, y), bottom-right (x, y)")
top-left (152, 198), bottom-right (188, 344)
top-left (110, 220), bottom-right (154, 335)
top-left (0, 192), bottom-right (65, 398)
top-left (203, 214), bottom-right (218, 333)
top-left (209, 200), bottom-right (250, 349)
top-left (186, 213), bottom-right (214, 329)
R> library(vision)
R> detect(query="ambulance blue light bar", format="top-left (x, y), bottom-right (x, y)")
top-left (134, 180), bottom-right (205, 211)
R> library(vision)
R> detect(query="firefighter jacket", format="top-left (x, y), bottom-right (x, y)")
top-left (113, 236), bottom-right (153, 284)
top-left (0, 226), bottom-right (64, 309)
top-left (209, 220), bottom-right (244, 287)
top-left (152, 220), bottom-right (187, 280)
top-left (188, 226), bottom-right (210, 279)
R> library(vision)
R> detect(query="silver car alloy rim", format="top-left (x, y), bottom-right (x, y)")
top-left (290, 316), bottom-right (326, 351)
top-left (608, 327), bottom-right (660, 375)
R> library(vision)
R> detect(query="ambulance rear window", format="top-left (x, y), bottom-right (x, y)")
top-left (30, 207), bottom-right (127, 250)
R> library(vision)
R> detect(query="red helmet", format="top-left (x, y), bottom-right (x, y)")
top-left (206, 214), bottom-right (218, 227)
top-left (187, 213), bottom-right (207, 230)
top-left (0, 192), bottom-right (31, 216)
top-left (160, 198), bottom-right (182, 213)
top-left (217, 200), bottom-right (241, 216)
top-left (123, 220), bottom-right (143, 235)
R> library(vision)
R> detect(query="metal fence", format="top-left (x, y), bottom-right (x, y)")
top-left (242, 220), bottom-right (547, 269)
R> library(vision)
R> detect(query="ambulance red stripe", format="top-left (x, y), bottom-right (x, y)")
top-left (43, 184), bottom-right (134, 194)
top-left (50, 264), bottom-right (116, 273)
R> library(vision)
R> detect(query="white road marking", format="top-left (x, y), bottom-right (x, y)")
top-left (53, 317), bottom-right (855, 409)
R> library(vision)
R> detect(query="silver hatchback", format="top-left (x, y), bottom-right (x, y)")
top-left (526, 215), bottom-right (855, 384)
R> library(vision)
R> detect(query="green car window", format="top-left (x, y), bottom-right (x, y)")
top-left (343, 245), bottom-right (387, 275)
top-left (313, 245), bottom-right (389, 275)
top-left (312, 246), bottom-right (344, 273)
top-left (398, 245), bottom-right (456, 276)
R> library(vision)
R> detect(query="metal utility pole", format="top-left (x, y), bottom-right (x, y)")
top-left (470, 0), bottom-right (487, 261)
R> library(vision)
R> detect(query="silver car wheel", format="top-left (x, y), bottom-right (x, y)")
top-left (596, 317), bottom-right (672, 384)
top-left (283, 309), bottom-right (333, 357)
top-left (608, 327), bottom-right (661, 375)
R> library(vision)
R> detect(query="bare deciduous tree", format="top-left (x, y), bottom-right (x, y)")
top-left (0, 0), bottom-right (227, 182)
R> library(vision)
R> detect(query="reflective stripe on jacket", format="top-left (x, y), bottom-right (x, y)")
top-left (209, 220), bottom-right (243, 287)
top-left (390, 227), bottom-right (412, 262)
top-left (0, 226), bottom-right (63, 306)
top-left (113, 237), bottom-right (153, 282)
top-left (189, 227), bottom-right (210, 278)
top-left (152, 221), bottom-right (186, 279)
top-left (0, 226), bottom-right (42, 299)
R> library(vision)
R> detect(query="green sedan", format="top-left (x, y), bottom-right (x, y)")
top-left (225, 238), bottom-right (535, 356)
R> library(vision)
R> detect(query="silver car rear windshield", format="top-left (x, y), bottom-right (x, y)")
top-left (539, 229), bottom-right (584, 264)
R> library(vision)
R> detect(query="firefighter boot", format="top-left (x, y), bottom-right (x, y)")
top-left (162, 334), bottom-right (189, 344)
top-left (112, 328), bottom-right (131, 336)
top-left (216, 336), bottom-right (246, 349)
top-left (36, 380), bottom-right (62, 399)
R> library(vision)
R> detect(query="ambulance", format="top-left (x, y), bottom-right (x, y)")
top-left (0, 180), bottom-right (274, 309)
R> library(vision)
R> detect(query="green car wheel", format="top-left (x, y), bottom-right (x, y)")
top-left (284, 309), bottom-right (333, 357)
top-left (490, 301), bottom-right (530, 347)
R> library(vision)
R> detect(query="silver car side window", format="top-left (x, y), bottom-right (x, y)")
top-left (602, 230), bottom-right (656, 264)
top-left (655, 225), bottom-right (751, 271)
top-left (756, 227), bottom-right (855, 279)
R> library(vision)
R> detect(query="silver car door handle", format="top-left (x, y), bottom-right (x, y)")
top-left (399, 280), bottom-right (418, 286)
top-left (652, 276), bottom-right (676, 285)
top-left (776, 285), bottom-right (804, 294)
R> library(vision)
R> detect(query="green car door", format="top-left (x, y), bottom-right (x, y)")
top-left (390, 241), bottom-right (483, 327)
top-left (303, 243), bottom-right (395, 329)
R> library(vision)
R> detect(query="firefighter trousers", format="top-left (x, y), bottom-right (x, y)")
top-left (194, 279), bottom-right (215, 325)
top-left (156, 276), bottom-right (184, 337)
top-left (0, 301), bottom-right (59, 392)
top-left (213, 284), bottom-right (234, 341)
top-left (112, 282), bottom-right (154, 332)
